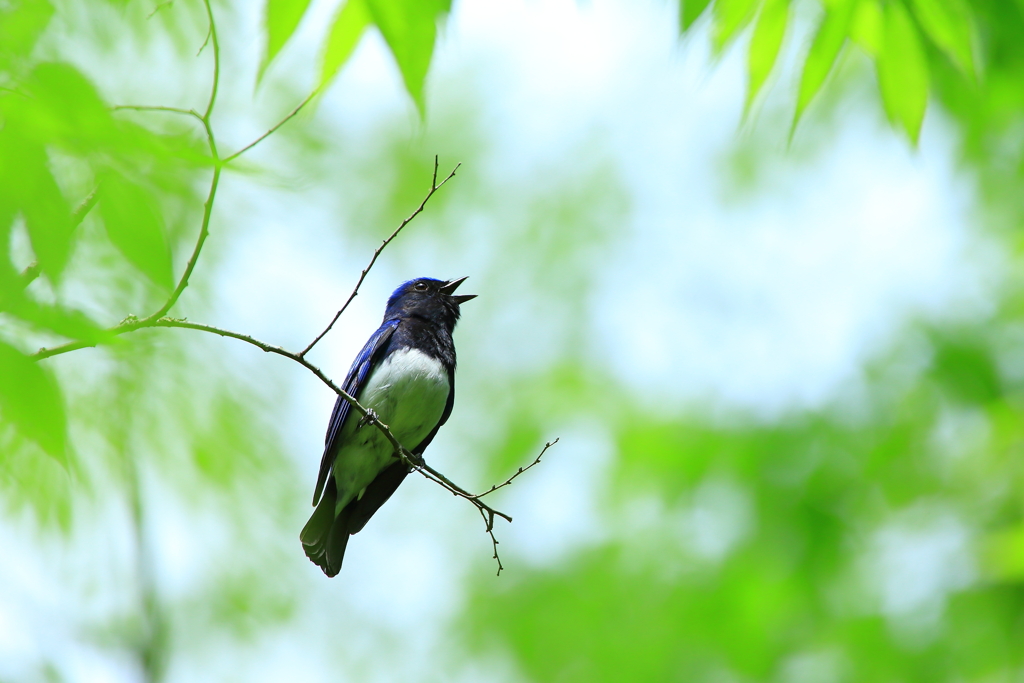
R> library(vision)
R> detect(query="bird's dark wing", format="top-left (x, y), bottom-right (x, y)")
top-left (345, 367), bottom-right (456, 534)
top-left (311, 318), bottom-right (399, 506)
top-left (345, 461), bottom-right (408, 534)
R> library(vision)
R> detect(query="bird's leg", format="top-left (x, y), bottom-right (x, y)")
top-left (358, 409), bottom-right (380, 428)
top-left (401, 449), bottom-right (425, 469)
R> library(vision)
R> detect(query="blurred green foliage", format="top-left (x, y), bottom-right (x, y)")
top-left (688, 0), bottom-right (984, 141)
top-left (268, 0), bottom-right (450, 112)
top-left (463, 322), bottom-right (1024, 680)
top-left (454, 0), bottom-right (1024, 677)
top-left (2, 0), bottom-right (1024, 681)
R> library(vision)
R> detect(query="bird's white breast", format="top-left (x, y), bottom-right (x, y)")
top-left (359, 347), bottom-right (450, 443)
top-left (331, 347), bottom-right (450, 510)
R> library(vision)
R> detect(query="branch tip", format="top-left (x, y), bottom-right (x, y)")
top-left (299, 159), bottom-right (462, 357)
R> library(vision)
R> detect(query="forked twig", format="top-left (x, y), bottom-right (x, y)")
top-left (410, 439), bottom-right (556, 574)
top-left (223, 89), bottom-right (319, 164)
top-left (298, 156), bottom-right (461, 359)
top-left (471, 438), bottom-right (558, 500)
top-left (111, 104), bottom-right (203, 123)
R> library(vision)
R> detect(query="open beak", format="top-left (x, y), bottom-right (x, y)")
top-left (440, 276), bottom-right (477, 304)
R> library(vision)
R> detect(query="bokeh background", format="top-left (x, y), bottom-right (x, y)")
top-left (2, 0), bottom-right (1023, 681)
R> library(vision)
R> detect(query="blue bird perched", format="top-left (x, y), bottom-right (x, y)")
top-left (300, 276), bottom-right (476, 577)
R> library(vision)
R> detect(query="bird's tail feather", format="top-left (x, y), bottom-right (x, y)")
top-left (300, 478), bottom-right (349, 577)
top-left (324, 518), bottom-right (350, 577)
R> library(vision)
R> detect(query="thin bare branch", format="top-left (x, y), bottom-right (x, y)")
top-left (471, 438), bottom-right (559, 499)
top-left (197, 24), bottom-right (211, 56)
top-left (299, 157), bottom-right (461, 358)
top-left (222, 89), bottom-right (319, 164)
top-left (154, 318), bottom-right (358, 402)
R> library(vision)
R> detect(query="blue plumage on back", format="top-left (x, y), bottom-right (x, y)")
top-left (300, 277), bottom-right (476, 577)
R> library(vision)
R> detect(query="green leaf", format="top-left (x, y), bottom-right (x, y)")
top-left (8, 298), bottom-right (108, 344)
top-left (680, 0), bottom-right (715, 31)
top-left (99, 172), bottom-right (173, 290)
top-left (0, 0), bottom-right (54, 69)
top-left (0, 267), bottom-right (108, 342)
top-left (746, 0), bottom-right (789, 112)
top-left (878, 2), bottom-right (929, 143)
top-left (0, 133), bottom-right (73, 279)
top-left (365, 0), bottom-right (451, 115)
top-left (22, 166), bottom-right (73, 280)
top-left (0, 341), bottom-right (67, 463)
top-left (22, 63), bottom-right (119, 153)
top-left (849, 0), bottom-right (883, 57)
top-left (320, 0), bottom-right (373, 87)
top-left (908, 0), bottom-right (975, 75)
top-left (262, 0), bottom-right (314, 77)
top-left (0, 201), bottom-right (104, 344)
top-left (712, 0), bottom-right (759, 51)
top-left (792, 0), bottom-right (856, 131)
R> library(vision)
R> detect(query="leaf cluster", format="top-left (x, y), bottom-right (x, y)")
top-left (263, 0), bottom-right (451, 114)
top-left (1, 0), bottom-right (204, 467)
top-left (682, 0), bottom-right (977, 141)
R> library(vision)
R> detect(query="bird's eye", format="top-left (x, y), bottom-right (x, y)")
top-left (414, 282), bottom-right (428, 291)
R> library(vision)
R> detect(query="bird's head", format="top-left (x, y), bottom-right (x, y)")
top-left (384, 276), bottom-right (477, 330)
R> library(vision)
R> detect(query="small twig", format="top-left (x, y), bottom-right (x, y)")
top-left (152, 0), bottom-right (220, 320)
top-left (201, 0), bottom-right (219, 121)
top-left (479, 506), bottom-right (504, 575)
top-left (197, 23), bottom-right (212, 57)
top-left (299, 156), bottom-right (461, 358)
top-left (470, 438), bottom-right (558, 500)
top-left (35, 156), bottom-right (453, 360)
top-left (153, 124), bottom-right (220, 319)
top-left (148, 0), bottom-right (174, 19)
top-left (404, 440), bottom-right (557, 574)
top-left (410, 461), bottom-right (511, 520)
top-left (21, 189), bottom-right (100, 285)
top-left (222, 89), bottom-right (319, 164)
top-left (112, 105), bottom-right (204, 124)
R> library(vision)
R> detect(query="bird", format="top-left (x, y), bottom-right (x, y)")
top-left (300, 276), bottom-right (476, 577)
